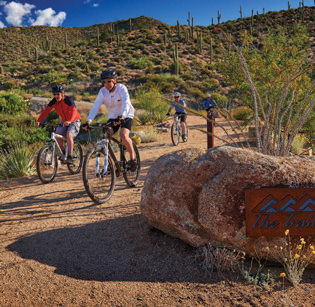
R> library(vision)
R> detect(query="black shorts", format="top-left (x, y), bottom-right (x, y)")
top-left (107, 117), bottom-right (133, 134)
top-left (175, 112), bottom-right (187, 123)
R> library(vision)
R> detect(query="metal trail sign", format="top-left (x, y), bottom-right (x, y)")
top-left (245, 188), bottom-right (315, 237)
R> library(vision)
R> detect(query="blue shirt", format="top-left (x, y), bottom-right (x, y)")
top-left (171, 99), bottom-right (186, 113)
top-left (203, 98), bottom-right (217, 109)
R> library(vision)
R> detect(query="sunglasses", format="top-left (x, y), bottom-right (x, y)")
top-left (53, 93), bottom-right (62, 96)
top-left (102, 80), bottom-right (114, 84)
top-left (174, 96), bottom-right (179, 98)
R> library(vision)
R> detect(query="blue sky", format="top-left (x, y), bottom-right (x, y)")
top-left (0, 0), bottom-right (313, 28)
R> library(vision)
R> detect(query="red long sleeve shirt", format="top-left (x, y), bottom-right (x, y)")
top-left (37, 96), bottom-right (81, 123)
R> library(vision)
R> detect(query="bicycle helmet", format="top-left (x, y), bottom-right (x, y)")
top-left (174, 92), bottom-right (181, 97)
top-left (207, 93), bottom-right (211, 98)
top-left (51, 84), bottom-right (64, 93)
top-left (100, 68), bottom-right (117, 80)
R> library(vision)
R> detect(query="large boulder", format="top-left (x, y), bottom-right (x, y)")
top-left (140, 146), bottom-right (315, 260)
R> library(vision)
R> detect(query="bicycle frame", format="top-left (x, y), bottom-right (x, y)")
top-left (89, 125), bottom-right (126, 178)
top-left (44, 131), bottom-right (68, 165)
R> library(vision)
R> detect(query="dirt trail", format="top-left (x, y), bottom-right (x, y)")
top-left (0, 116), bottom-right (314, 307)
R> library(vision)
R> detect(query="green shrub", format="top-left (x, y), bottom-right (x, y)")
top-left (0, 143), bottom-right (36, 179)
top-left (290, 134), bottom-right (308, 155)
top-left (135, 88), bottom-right (169, 124)
top-left (128, 56), bottom-right (154, 70)
top-left (0, 113), bottom-right (49, 148)
top-left (0, 93), bottom-right (29, 114)
top-left (230, 106), bottom-right (254, 126)
top-left (210, 93), bottom-right (229, 108)
top-left (39, 71), bottom-right (68, 84)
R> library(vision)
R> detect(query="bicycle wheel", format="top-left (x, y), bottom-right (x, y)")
top-left (171, 122), bottom-right (180, 146)
top-left (36, 144), bottom-right (58, 183)
top-left (122, 142), bottom-right (141, 187)
top-left (67, 142), bottom-right (83, 174)
top-left (182, 122), bottom-right (188, 142)
top-left (82, 148), bottom-right (116, 204)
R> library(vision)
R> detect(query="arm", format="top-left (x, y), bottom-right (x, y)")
top-left (36, 99), bottom-right (55, 126)
top-left (87, 90), bottom-right (104, 123)
top-left (120, 84), bottom-right (132, 118)
top-left (166, 105), bottom-right (174, 115)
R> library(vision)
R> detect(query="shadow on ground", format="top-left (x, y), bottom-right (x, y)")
top-left (8, 214), bottom-right (209, 283)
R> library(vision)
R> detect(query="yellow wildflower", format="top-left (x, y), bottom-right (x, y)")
top-left (300, 238), bottom-right (306, 244)
top-left (297, 245), bottom-right (302, 250)
top-left (285, 229), bottom-right (290, 236)
top-left (274, 245), bottom-right (278, 249)
top-left (310, 245), bottom-right (314, 250)
top-left (280, 272), bottom-right (286, 277)
top-left (312, 251), bottom-right (315, 255)
top-left (294, 254), bottom-right (299, 259)
top-left (265, 246), bottom-right (270, 250)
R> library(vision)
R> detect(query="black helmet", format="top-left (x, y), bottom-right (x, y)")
top-left (52, 84), bottom-right (64, 93)
top-left (100, 68), bottom-right (117, 80)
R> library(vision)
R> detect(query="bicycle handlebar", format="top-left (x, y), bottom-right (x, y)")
top-left (84, 119), bottom-right (123, 130)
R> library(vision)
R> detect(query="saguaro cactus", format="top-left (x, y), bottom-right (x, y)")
top-left (240, 5), bottom-right (243, 19)
top-left (187, 11), bottom-right (190, 26)
top-left (96, 27), bottom-right (100, 47)
top-left (217, 10), bottom-right (221, 24)
top-left (177, 20), bottom-right (180, 39)
top-left (34, 47), bottom-right (38, 62)
top-left (65, 33), bottom-right (68, 49)
top-left (129, 17), bottom-right (132, 31)
top-left (191, 16), bottom-right (194, 38)
top-left (288, 1), bottom-right (291, 9)
top-left (209, 38), bottom-right (213, 64)
top-left (250, 9), bottom-right (254, 35)
top-left (173, 42), bottom-right (179, 75)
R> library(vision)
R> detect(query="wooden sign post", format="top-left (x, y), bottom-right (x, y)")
top-left (207, 111), bottom-right (214, 149)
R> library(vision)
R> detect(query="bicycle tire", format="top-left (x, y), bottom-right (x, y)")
top-left (82, 148), bottom-right (116, 204)
top-left (171, 122), bottom-right (180, 146)
top-left (122, 142), bottom-right (141, 187)
top-left (67, 142), bottom-right (83, 174)
top-left (36, 144), bottom-right (58, 184)
top-left (182, 122), bottom-right (188, 142)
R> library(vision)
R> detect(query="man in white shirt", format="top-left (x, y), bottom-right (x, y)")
top-left (85, 68), bottom-right (137, 171)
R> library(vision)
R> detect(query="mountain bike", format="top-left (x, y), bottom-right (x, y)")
top-left (170, 113), bottom-right (188, 146)
top-left (82, 122), bottom-right (141, 204)
top-left (36, 124), bottom-right (83, 184)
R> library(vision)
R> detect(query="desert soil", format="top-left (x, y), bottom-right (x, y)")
top-left (0, 115), bottom-right (314, 307)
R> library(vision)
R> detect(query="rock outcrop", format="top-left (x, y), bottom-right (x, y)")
top-left (140, 146), bottom-right (315, 260)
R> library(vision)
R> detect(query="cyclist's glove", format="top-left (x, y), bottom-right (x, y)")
top-left (82, 122), bottom-right (90, 128)
top-left (116, 116), bottom-right (125, 124)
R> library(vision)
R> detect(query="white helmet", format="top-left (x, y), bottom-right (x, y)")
top-left (207, 93), bottom-right (211, 98)
top-left (174, 92), bottom-right (181, 97)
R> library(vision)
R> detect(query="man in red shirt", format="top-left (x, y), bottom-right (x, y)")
top-left (36, 84), bottom-right (81, 163)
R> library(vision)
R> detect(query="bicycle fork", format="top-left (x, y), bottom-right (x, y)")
top-left (95, 139), bottom-right (109, 176)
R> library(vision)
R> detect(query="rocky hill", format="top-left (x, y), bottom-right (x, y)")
top-left (0, 7), bottom-right (314, 103)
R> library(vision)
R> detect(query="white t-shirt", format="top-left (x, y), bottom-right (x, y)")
top-left (87, 83), bottom-right (134, 121)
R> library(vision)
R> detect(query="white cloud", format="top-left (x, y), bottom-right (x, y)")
top-left (92, 3), bottom-right (99, 7)
top-left (31, 8), bottom-right (66, 26)
top-left (0, 20), bottom-right (5, 28)
top-left (4, 1), bottom-right (35, 26)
